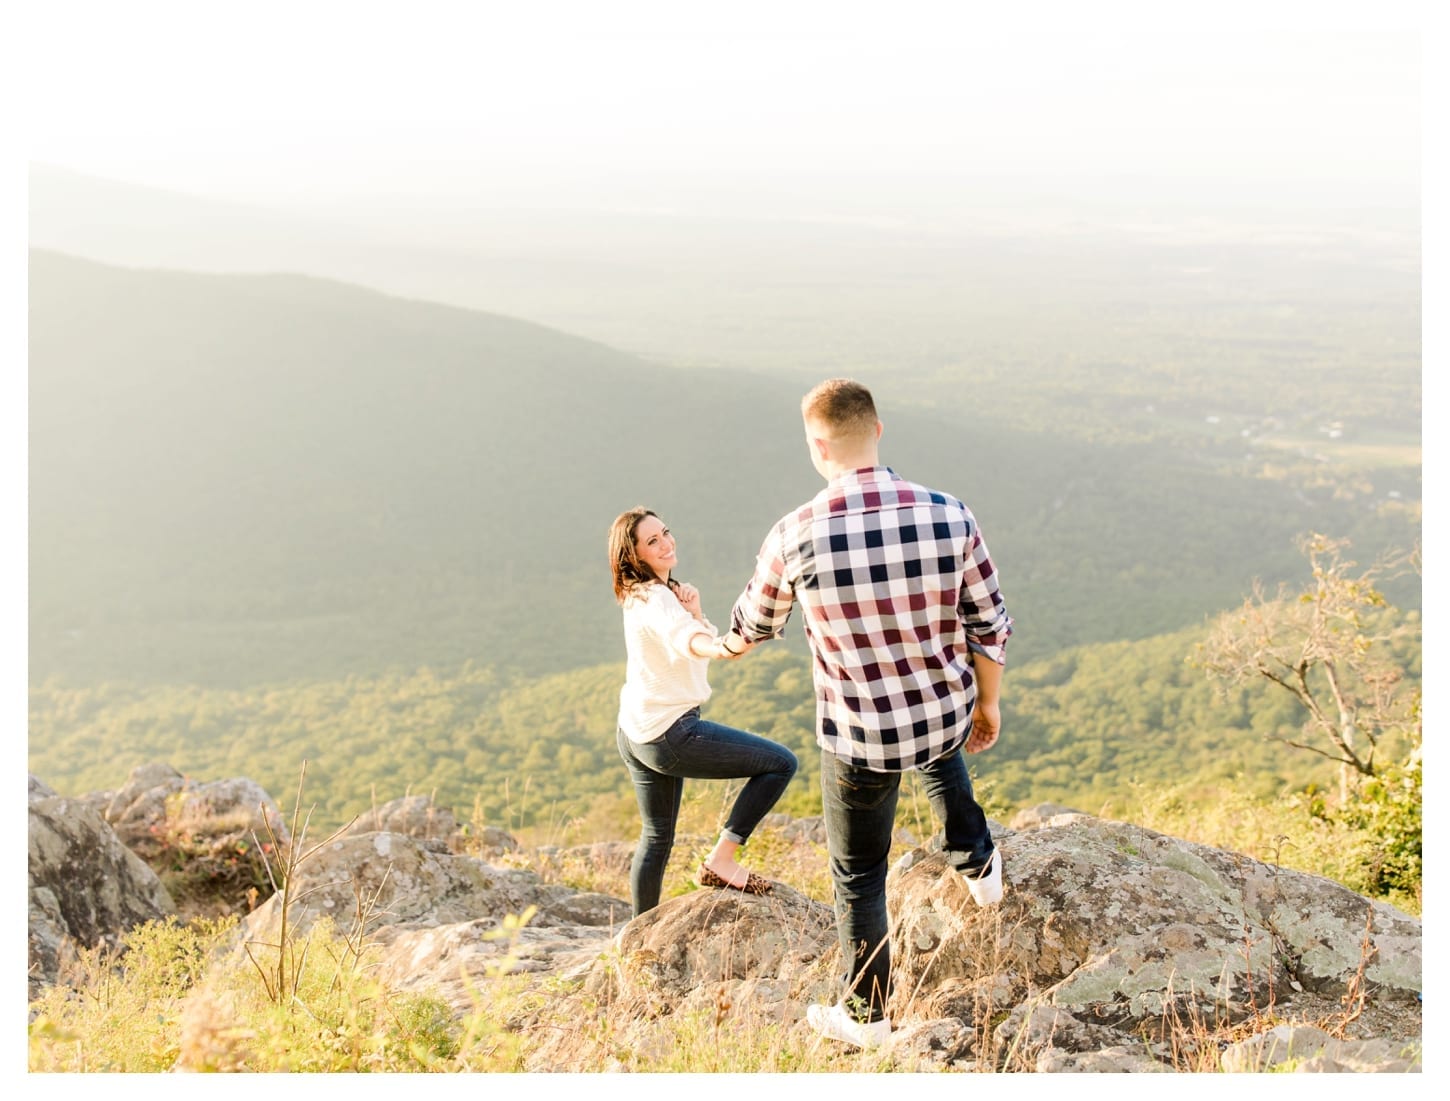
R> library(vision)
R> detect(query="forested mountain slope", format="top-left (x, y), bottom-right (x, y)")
top-left (29, 251), bottom-right (1416, 691)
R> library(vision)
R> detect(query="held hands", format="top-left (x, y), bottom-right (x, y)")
top-left (712, 634), bottom-right (753, 661)
top-left (964, 698), bottom-right (1000, 754)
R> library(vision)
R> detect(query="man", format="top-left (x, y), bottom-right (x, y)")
top-left (720, 377), bottom-right (1012, 1050)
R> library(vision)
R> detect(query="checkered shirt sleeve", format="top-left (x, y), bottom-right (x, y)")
top-left (730, 467), bottom-right (1012, 771)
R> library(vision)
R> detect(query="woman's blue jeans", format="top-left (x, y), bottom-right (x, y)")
top-left (820, 745), bottom-right (995, 1023)
top-left (616, 707), bottom-right (798, 916)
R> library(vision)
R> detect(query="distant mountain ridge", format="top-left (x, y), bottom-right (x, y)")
top-left (29, 250), bottom-right (1415, 688)
top-left (28, 249), bottom-right (819, 684)
top-left (32, 162), bottom-right (1422, 391)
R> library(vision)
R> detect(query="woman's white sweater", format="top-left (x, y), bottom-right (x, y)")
top-left (617, 583), bottom-right (716, 743)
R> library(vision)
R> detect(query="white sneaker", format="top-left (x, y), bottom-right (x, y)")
top-left (964, 848), bottom-right (1003, 906)
top-left (806, 1002), bottom-right (891, 1049)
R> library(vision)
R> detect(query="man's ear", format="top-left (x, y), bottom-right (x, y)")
top-left (811, 434), bottom-right (831, 462)
top-left (873, 419), bottom-right (883, 442)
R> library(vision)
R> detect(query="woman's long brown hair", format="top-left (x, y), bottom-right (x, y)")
top-left (608, 506), bottom-right (680, 605)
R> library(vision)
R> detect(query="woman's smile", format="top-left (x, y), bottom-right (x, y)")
top-left (634, 515), bottom-right (678, 580)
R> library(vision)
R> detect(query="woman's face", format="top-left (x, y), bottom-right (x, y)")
top-left (634, 515), bottom-right (678, 581)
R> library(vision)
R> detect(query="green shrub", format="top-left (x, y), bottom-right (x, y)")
top-left (29, 915), bottom-right (237, 1072)
top-left (1328, 743), bottom-right (1422, 905)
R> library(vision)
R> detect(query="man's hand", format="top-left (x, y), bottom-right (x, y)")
top-left (716, 632), bottom-right (754, 661)
top-left (965, 699), bottom-right (1000, 754)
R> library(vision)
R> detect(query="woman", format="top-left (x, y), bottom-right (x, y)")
top-left (608, 506), bottom-right (798, 916)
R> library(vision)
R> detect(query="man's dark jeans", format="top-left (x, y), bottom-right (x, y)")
top-left (819, 745), bottom-right (995, 1023)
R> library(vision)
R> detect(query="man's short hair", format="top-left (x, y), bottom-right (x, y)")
top-left (801, 378), bottom-right (879, 441)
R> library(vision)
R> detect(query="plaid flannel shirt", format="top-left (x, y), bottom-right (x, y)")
top-left (728, 466), bottom-right (1012, 771)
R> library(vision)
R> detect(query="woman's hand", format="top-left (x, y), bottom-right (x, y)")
top-left (675, 582), bottom-right (703, 618)
top-left (715, 634), bottom-right (753, 661)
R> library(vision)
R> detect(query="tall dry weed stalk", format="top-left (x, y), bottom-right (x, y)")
top-left (243, 760), bottom-right (363, 1003)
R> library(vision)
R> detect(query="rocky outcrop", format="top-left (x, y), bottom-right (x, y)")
top-left (28, 774), bottom-right (1422, 1072)
top-left (339, 794), bottom-right (459, 843)
top-left (881, 811), bottom-right (1420, 1070)
top-left (888, 814), bottom-right (1420, 1013)
top-left (240, 828), bottom-right (632, 1013)
top-left (28, 775), bottom-right (175, 999)
top-left (243, 830), bottom-right (629, 936)
top-left (518, 809), bottom-right (1421, 1072)
top-left (1220, 1023), bottom-right (1421, 1073)
top-left (84, 763), bottom-right (289, 850)
top-left (79, 763), bottom-right (292, 919)
top-left (187, 790), bottom-right (1426, 1074)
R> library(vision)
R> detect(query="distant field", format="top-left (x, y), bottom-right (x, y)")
top-left (1252, 435), bottom-right (1421, 470)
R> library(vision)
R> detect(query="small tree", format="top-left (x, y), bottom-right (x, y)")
top-left (1193, 533), bottom-right (1420, 802)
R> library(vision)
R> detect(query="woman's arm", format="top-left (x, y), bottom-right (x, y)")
top-left (654, 585), bottom-right (730, 660)
top-left (687, 632), bottom-right (730, 659)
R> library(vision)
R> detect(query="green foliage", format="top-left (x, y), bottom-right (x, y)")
top-left (28, 622), bottom-right (1420, 862)
top-left (28, 915), bottom-right (238, 1072)
top-left (993, 627), bottom-right (1324, 810)
top-left (1321, 732), bottom-right (1422, 905)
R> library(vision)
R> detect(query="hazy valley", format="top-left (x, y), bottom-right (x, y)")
top-left (27, 168), bottom-right (1421, 845)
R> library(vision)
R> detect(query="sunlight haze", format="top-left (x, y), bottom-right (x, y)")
top-left (25, 8), bottom-right (1421, 225)
top-left (19, 6), bottom-right (1432, 1071)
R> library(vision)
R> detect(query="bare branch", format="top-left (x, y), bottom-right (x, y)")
top-left (1195, 533), bottom-right (1418, 791)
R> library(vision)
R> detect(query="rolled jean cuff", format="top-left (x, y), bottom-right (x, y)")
top-left (720, 827), bottom-right (746, 845)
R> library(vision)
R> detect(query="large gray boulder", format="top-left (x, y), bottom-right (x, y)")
top-left (81, 763), bottom-right (291, 918)
top-left (584, 882), bottom-right (837, 1003)
top-left (523, 882), bottom-right (839, 1072)
top-left (88, 763), bottom-right (290, 851)
top-left (888, 817), bottom-right (1420, 1012)
top-left (883, 815), bottom-right (1420, 1069)
top-left (28, 775), bottom-right (175, 1000)
top-left (338, 794), bottom-right (459, 843)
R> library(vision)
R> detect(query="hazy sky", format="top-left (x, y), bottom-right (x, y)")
top-left (22, 3), bottom-right (1427, 223)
